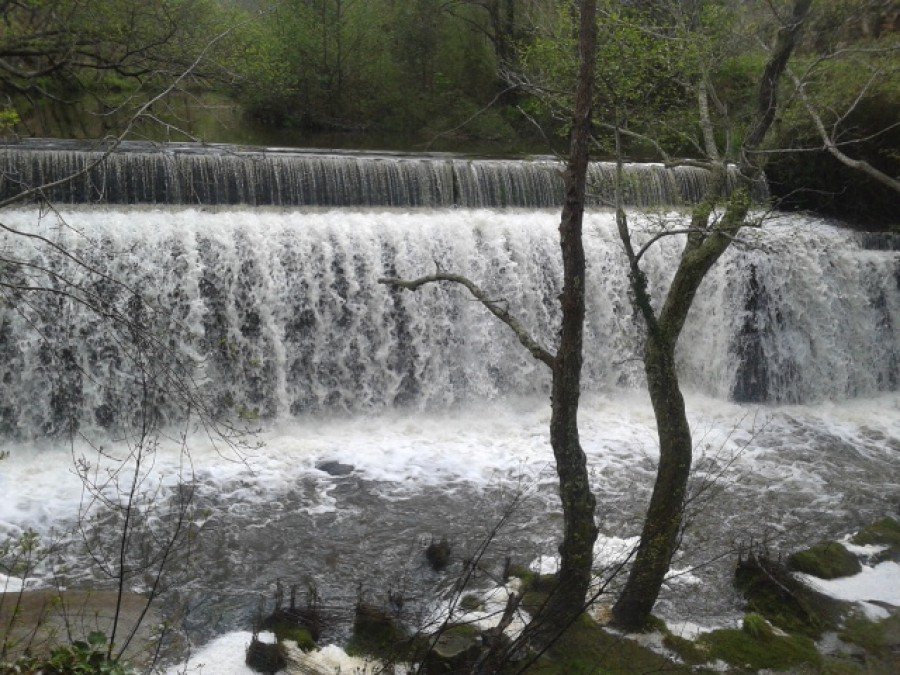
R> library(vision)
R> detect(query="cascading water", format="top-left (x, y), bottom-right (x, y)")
top-left (1, 208), bottom-right (897, 436)
top-left (1, 145), bottom-right (898, 664)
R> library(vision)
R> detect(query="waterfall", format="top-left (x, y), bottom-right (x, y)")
top-left (0, 140), bottom-right (763, 207)
top-left (1, 206), bottom-right (897, 438)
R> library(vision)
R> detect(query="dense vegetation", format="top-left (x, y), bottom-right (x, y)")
top-left (1, 0), bottom-right (896, 223)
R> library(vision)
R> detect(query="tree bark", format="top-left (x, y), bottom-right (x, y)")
top-left (611, 0), bottom-right (811, 632)
top-left (611, 185), bottom-right (752, 631)
top-left (538, 0), bottom-right (599, 638)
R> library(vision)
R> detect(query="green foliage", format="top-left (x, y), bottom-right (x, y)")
top-left (0, 108), bottom-right (19, 134)
top-left (788, 541), bottom-right (863, 579)
top-left (0, 529), bottom-right (42, 585)
top-left (5, 0), bottom-right (248, 137)
top-left (236, 0), bottom-right (504, 141)
top-left (6, 632), bottom-right (133, 675)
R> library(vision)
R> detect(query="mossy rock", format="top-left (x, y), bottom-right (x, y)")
top-left (851, 518), bottom-right (900, 559)
top-left (246, 636), bottom-right (286, 674)
top-left (742, 612), bottom-right (775, 639)
top-left (735, 552), bottom-right (835, 637)
top-left (270, 623), bottom-right (315, 651)
top-left (661, 631), bottom-right (709, 666)
top-left (346, 603), bottom-right (416, 662)
top-left (522, 613), bottom-right (691, 674)
top-left (839, 614), bottom-right (900, 663)
top-left (699, 628), bottom-right (822, 671)
top-left (506, 565), bottom-right (556, 592)
top-left (422, 624), bottom-right (483, 674)
top-left (506, 566), bottom-right (560, 617)
top-left (788, 541), bottom-right (862, 579)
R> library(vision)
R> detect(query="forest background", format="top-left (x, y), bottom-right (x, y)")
top-left (2, 0), bottom-right (898, 224)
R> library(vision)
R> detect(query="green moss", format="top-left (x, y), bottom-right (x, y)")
top-left (459, 594), bottom-right (482, 612)
top-left (661, 631), bottom-right (709, 666)
top-left (345, 604), bottom-right (415, 662)
top-left (735, 554), bottom-right (830, 637)
top-left (816, 657), bottom-right (868, 674)
top-left (839, 614), bottom-right (900, 659)
top-left (788, 541), bottom-right (862, 579)
top-left (506, 565), bottom-right (557, 592)
top-left (851, 518), bottom-right (900, 550)
top-left (271, 624), bottom-right (315, 651)
top-left (518, 613), bottom-right (691, 675)
top-left (700, 628), bottom-right (821, 671)
top-left (743, 612), bottom-right (774, 639)
top-left (443, 622), bottom-right (479, 639)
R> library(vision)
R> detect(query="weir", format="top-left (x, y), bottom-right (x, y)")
top-left (0, 206), bottom-right (898, 438)
top-left (0, 139), bottom-right (758, 208)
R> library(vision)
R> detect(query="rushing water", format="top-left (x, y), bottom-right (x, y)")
top-left (0, 145), bottom-right (898, 661)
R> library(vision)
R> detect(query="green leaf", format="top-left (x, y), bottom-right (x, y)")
top-left (88, 630), bottom-right (108, 647)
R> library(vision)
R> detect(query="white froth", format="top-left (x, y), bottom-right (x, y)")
top-left (796, 562), bottom-right (900, 609)
top-left (164, 632), bottom-right (397, 675)
top-left (3, 391), bottom-right (898, 544)
top-left (164, 631), bottom-right (257, 675)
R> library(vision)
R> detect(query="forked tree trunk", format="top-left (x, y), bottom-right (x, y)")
top-left (611, 0), bottom-right (811, 630)
top-left (611, 186), bottom-right (752, 630)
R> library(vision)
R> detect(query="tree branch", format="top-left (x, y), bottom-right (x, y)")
top-left (786, 67), bottom-right (900, 193)
top-left (378, 271), bottom-right (555, 368)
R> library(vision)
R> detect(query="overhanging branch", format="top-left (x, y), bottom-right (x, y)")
top-left (378, 271), bottom-right (556, 368)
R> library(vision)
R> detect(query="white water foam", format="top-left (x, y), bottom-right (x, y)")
top-left (2, 207), bottom-right (898, 440)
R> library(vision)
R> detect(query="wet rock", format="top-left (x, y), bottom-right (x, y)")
top-left (316, 460), bottom-right (354, 476)
top-left (246, 634), bottom-right (285, 674)
top-left (422, 626), bottom-right (482, 674)
top-left (347, 602), bottom-right (411, 661)
top-left (735, 548), bottom-right (841, 636)
top-left (426, 538), bottom-right (451, 571)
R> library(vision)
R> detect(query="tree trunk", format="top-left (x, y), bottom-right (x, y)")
top-left (610, 333), bottom-right (690, 629)
top-left (610, 0), bottom-right (811, 631)
top-left (611, 185), bottom-right (753, 631)
top-left (530, 0), bottom-right (599, 642)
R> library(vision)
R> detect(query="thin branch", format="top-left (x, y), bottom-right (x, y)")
top-left (378, 271), bottom-right (555, 368)
top-left (423, 84), bottom-right (519, 151)
top-left (786, 68), bottom-right (900, 193)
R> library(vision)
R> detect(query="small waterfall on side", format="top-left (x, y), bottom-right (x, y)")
top-left (0, 140), bottom-right (763, 207)
top-left (1, 207), bottom-right (897, 438)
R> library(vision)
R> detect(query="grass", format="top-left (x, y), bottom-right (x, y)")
top-left (698, 626), bottom-right (821, 671)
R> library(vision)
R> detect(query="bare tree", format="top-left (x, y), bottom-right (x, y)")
top-left (380, 0), bottom-right (600, 647)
